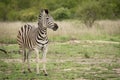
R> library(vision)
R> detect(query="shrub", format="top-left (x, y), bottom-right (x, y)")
top-left (0, 2), bottom-right (7, 21)
top-left (7, 10), bottom-right (19, 21)
top-left (52, 7), bottom-right (71, 20)
top-left (18, 8), bottom-right (37, 21)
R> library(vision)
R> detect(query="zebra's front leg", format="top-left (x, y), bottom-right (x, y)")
top-left (42, 46), bottom-right (48, 76)
top-left (35, 48), bottom-right (40, 74)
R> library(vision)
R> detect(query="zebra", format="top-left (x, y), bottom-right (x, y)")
top-left (17, 9), bottom-right (58, 76)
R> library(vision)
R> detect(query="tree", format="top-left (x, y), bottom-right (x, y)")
top-left (99, 0), bottom-right (120, 19)
top-left (76, 0), bottom-right (120, 28)
top-left (77, 0), bottom-right (101, 28)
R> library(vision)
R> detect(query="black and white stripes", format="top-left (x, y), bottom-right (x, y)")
top-left (17, 9), bottom-right (58, 75)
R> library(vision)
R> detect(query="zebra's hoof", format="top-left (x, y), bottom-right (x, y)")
top-left (44, 74), bottom-right (48, 76)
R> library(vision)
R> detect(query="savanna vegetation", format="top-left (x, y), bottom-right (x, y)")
top-left (0, 0), bottom-right (120, 80)
top-left (0, 0), bottom-right (120, 27)
top-left (0, 0), bottom-right (120, 22)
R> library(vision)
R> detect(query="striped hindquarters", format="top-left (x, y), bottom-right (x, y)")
top-left (17, 24), bottom-right (33, 49)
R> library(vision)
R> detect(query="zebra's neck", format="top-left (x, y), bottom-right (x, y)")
top-left (37, 22), bottom-right (48, 41)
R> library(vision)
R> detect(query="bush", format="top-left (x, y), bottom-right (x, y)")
top-left (52, 7), bottom-right (71, 20)
top-left (18, 8), bottom-right (37, 21)
top-left (0, 2), bottom-right (7, 21)
top-left (7, 10), bottom-right (19, 21)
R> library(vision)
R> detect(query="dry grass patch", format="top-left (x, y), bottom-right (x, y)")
top-left (0, 20), bottom-right (120, 43)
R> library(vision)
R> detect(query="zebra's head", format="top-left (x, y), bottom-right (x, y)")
top-left (38, 9), bottom-right (58, 31)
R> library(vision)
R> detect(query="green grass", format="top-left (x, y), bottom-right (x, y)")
top-left (0, 42), bottom-right (120, 80)
top-left (0, 34), bottom-right (119, 44)
top-left (49, 34), bottom-right (120, 42)
top-left (0, 37), bottom-right (17, 44)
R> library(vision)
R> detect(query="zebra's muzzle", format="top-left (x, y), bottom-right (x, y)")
top-left (52, 23), bottom-right (58, 31)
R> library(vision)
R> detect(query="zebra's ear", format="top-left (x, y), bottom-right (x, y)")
top-left (44, 9), bottom-right (49, 14)
top-left (40, 9), bottom-right (44, 13)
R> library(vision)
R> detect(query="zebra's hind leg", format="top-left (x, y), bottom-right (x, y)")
top-left (21, 49), bottom-right (27, 74)
top-left (27, 50), bottom-right (32, 73)
top-left (42, 46), bottom-right (48, 76)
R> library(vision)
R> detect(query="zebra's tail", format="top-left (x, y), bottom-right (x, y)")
top-left (0, 49), bottom-right (19, 55)
top-left (0, 49), bottom-right (7, 54)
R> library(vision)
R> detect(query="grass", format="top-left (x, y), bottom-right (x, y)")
top-left (0, 20), bottom-right (120, 43)
top-left (0, 42), bottom-right (120, 80)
